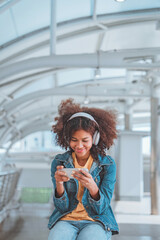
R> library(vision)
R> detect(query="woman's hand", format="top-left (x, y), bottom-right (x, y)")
top-left (72, 169), bottom-right (100, 201)
top-left (54, 166), bottom-right (70, 198)
top-left (55, 166), bottom-right (70, 184)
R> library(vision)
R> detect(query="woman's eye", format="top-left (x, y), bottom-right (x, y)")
top-left (71, 140), bottom-right (88, 143)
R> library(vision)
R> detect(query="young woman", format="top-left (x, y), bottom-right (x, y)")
top-left (48, 99), bottom-right (119, 240)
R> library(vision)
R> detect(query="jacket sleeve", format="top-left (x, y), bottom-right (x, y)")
top-left (88, 157), bottom-right (116, 215)
top-left (50, 157), bottom-right (70, 213)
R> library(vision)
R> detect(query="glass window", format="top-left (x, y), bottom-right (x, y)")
top-left (58, 69), bottom-right (92, 86)
top-left (57, 0), bottom-right (91, 22)
top-left (10, 131), bottom-right (62, 152)
top-left (11, 0), bottom-right (50, 36)
top-left (142, 136), bottom-right (151, 156)
top-left (97, 0), bottom-right (160, 15)
top-left (0, 10), bottom-right (17, 45)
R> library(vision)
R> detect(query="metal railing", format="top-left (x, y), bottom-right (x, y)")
top-left (0, 169), bottom-right (21, 222)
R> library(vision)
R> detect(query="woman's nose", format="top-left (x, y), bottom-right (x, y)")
top-left (77, 141), bottom-right (83, 147)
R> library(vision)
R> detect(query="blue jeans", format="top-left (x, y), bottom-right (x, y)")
top-left (48, 220), bottom-right (112, 240)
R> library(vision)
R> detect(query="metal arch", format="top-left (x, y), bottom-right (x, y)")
top-left (15, 108), bottom-right (56, 123)
top-left (2, 90), bottom-right (57, 116)
top-left (0, 98), bottom-right (152, 147)
top-left (62, 76), bottom-right (127, 87)
top-left (0, 72), bottom-right (150, 109)
top-left (0, 73), bottom-right (152, 122)
top-left (0, 27), bottom-right (105, 66)
top-left (0, 110), bottom-right (55, 145)
top-left (1, 107), bottom-right (152, 148)
top-left (0, 0), bottom-right (20, 14)
top-left (0, 27), bottom-right (106, 66)
top-left (0, 99), bottom-right (56, 141)
top-left (0, 99), bottom-right (127, 144)
top-left (1, 100), bottom-right (149, 142)
top-left (0, 74), bottom-right (149, 111)
top-left (0, 68), bottom-right (66, 89)
top-left (0, 116), bottom-right (52, 146)
top-left (1, 49), bottom-right (160, 81)
top-left (19, 118), bottom-right (53, 135)
top-left (1, 99), bottom-right (126, 132)
top-left (0, 74), bottom-right (125, 112)
top-left (0, 74), bottom-right (126, 90)
top-left (0, 120), bottom-right (21, 146)
top-left (5, 125), bottom-right (50, 150)
top-left (3, 97), bottom-right (134, 123)
top-left (0, 72), bottom-right (58, 108)
top-left (1, 8), bottom-right (160, 51)
top-left (2, 86), bottom-right (151, 115)
top-left (0, 79), bottom-right (34, 108)
top-left (11, 99), bottom-right (128, 124)
top-left (1, 20), bottom-right (160, 67)
top-left (0, 75), bottom-right (127, 95)
top-left (0, 98), bottom-right (40, 127)
top-left (10, 121), bottom-right (52, 142)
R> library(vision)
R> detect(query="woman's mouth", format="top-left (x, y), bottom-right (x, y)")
top-left (76, 149), bottom-right (85, 153)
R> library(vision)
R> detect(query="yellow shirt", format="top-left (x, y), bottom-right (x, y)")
top-left (61, 152), bottom-right (94, 221)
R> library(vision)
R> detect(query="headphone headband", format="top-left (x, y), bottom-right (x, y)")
top-left (67, 112), bottom-right (99, 127)
top-left (67, 112), bottom-right (100, 145)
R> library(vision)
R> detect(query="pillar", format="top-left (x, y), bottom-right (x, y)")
top-left (150, 97), bottom-right (160, 214)
top-left (115, 131), bottom-right (146, 201)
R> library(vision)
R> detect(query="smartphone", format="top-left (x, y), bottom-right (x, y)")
top-left (58, 168), bottom-right (89, 179)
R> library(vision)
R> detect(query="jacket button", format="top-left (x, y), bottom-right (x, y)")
top-left (95, 178), bottom-right (98, 182)
top-left (107, 227), bottom-right (110, 231)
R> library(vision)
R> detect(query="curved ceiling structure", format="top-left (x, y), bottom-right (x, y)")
top-left (0, 0), bottom-right (160, 149)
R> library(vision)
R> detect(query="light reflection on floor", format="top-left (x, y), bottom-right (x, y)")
top-left (0, 197), bottom-right (160, 240)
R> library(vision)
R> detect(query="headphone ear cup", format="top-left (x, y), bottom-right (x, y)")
top-left (92, 131), bottom-right (100, 145)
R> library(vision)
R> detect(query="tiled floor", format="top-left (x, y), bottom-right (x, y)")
top-left (0, 198), bottom-right (160, 240)
top-left (0, 215), bottom-right (49, 240)
top-left (1, 215), bottom-right (160, 240)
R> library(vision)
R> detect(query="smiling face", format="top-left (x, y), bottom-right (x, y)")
top-left (69, 129), bottom-right (93, 161)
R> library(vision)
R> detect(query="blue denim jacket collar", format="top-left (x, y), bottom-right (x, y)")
top-left (54, 152), bottom-right (74, 168)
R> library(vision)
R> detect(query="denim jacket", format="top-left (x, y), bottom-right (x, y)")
top-left (48, 151), bottom-right (119, 235)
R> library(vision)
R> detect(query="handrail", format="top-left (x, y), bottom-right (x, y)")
top-left (0, 169), bottom-right (22, 213)
top-left (0, 169), bottom-right (21, 176)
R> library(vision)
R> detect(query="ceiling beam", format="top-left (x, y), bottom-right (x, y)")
top-left (1, 49), bottom-right (160, 81)
top-left (10, 120), bottom-right (51, 143)
top-left (15, 108), bottom-right (56, 123)
top-left (2, 86), bottom-right (151, 115)
top-left (0, 0), bottom-right (20, 14)
top-left (50, 0), bottom-right (57, 55)
top-left (0, 68), bottom-right (66, 88)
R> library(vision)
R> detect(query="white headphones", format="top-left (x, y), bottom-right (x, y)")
top-left (67, 112), bottom-right (100, 145)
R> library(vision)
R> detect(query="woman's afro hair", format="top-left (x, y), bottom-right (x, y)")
top-left (52, 98), bottom-right (118, 161)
